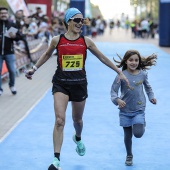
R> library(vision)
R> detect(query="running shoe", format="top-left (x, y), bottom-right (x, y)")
top-left (73, 134), bottom-right (86, 156)
top-left (125, 155), bottom-right (133, 166)
top-left (48, 157), bottom-right (62, 170)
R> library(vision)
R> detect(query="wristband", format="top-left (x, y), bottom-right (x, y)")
top-left (32, 65), bottom-right (38, 71)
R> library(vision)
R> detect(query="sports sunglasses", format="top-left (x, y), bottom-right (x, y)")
top-left (70, 18), bottom-right (85, 24)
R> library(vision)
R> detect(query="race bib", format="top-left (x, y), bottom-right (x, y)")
top-left (62, 55), bottom-right (83, 71)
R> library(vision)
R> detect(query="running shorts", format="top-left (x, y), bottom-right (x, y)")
top-left (52, 82), bottom-right (88, 102)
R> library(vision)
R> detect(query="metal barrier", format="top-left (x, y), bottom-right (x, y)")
top-left (1, 37), bottom-right (48, 79)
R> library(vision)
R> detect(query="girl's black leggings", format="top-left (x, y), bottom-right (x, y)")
top-left (123, 124), bottom-right (145, 156)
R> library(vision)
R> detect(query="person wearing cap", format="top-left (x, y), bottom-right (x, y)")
top-left (25, 7), bottom-right (129, 170)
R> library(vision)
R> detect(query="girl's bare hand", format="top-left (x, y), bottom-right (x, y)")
top-left (117, 99), bottom-right (126, 108)
top-left (150, 98), bottom-right (157, 104)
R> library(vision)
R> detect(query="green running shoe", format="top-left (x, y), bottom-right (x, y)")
top-left (48, 157), bottom-right (62, 170)
top-left (73, 134), bottom-right (86, 156)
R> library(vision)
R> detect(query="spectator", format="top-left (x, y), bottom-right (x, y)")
top-left (14, 10), bottom-right (25, 31)
top-left (96, 16), bottom-right (102, 34)
top-left (98, 20), bottom-right (106, 35)
top-left (91, 18), bottom-right (97, 38)
top-left (141, 18), bottom-right (149, 38)
top-left (36, 15), bottom-right (50, 41)
top-left (109, 19), bottom-right (114, 34)
top-left (28, 17), bottom-right (39, 37)
top-left (85, 17), bottom-right (91, 36)
top-left (130, 20), bottom-right (137, 38)
top-left (0, 7), bottom-right (22, 95)
top-left (117, 20), bottom-right (121, 29)
top-left (136, 22), bottom-right (142, 38)
top-left (31, 7), bottom-right (43, 26)
top-left (51, 17), bottom-right (60, 37)
top-left (125, 17), bottom-right (130, 32)
top-left (58, 16), bottom-right (66, 35)
top-left (14, 11), bottom-right (32, 62)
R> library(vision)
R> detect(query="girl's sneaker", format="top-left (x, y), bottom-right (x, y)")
top-left (48, 157), bottom-right (62, 170)
top-left (125, 155), bottom-right (133, 166)
top-left (73, 134), bottom-right (86, 156)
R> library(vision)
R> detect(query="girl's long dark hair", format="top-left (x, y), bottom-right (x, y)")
top-left (113, 49), bottom-right (157, 70)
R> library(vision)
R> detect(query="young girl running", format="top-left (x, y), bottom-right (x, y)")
top-left (111, 49), bottom-right (157, 166)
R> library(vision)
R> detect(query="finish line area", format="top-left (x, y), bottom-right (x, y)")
top-left (0, 42), bottom-right (170, 170)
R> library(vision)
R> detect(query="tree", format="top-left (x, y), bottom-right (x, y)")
top-left (0, 0), bottom-right (8, 7)
top-left (130, 0), bottom-right (159, 20)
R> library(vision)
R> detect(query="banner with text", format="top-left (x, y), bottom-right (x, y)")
top-left (7, 0), bottom-right (30, 16)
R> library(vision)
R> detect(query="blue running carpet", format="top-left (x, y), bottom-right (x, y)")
top-left (0, 42), bottom-right (170, 170)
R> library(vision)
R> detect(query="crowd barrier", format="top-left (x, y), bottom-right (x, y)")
top-left (1, 37), bottom-right (48, 80)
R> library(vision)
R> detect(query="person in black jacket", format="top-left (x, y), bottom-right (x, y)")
top-left (14, 10), bottom-right (32, 62)
top-left (0, 7), bottom-right (21, 95)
